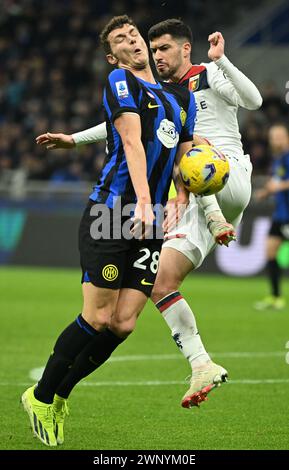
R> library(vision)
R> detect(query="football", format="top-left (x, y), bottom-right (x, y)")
top-left (179, 144), bottom-right (230, 196)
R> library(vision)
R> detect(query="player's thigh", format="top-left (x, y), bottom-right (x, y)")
top-left (79, 202), bottom-right (130, 327)
top-left (266, 236), bottom-right (282, 259)
top-left (121, 239), bottom-right (163, 297)
top-left (151, 247), bottom-right (194, 303)
top-left (217, 160), bottom-right (251, 222)
top-left (110, 288), bottom-right (148, 337)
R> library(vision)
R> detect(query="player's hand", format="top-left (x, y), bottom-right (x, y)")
top-left (208, 31), bottom-right (225, 61)
top-left (36, 132), bottom-right (75, 150)
top-left (131, 200), bottom-right (155, 239)
top-left (163, 196), bottom-right (188, 234)
top-left (192, 134), bottom-right (212, 146)
top-left (266, 179), bottom-right (282, 194)
top-left (254, 188), bottom-right (268, 201)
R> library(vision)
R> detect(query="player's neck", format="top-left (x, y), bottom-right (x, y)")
top-left (133, 68), bottom-right (157, 83)
top-left (170, 62), bottom-right (193, 83)
top-left (121, 64), bottom-right (157, 84)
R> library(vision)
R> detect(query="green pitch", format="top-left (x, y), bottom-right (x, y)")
top-left (0, 267), bottom-right (288, 450)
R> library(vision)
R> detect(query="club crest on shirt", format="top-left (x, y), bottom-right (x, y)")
top-left (157, 119), bottom-right (179, 148)
top-left (116, 80), bottom-right (129, 98)
top-left (189, 74), bottom-right (200, 92)
top-left (180, 107), bottom-right (187, 126)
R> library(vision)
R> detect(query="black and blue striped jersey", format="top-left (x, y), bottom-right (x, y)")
top-left (272, 151), bottom-right (289, 222)
top-left (90, 68), bottom-right (196, 208)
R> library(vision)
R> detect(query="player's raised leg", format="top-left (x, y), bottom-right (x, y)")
top-left (151, 246), bottom-right (228, 408)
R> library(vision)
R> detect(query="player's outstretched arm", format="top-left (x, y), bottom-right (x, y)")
top-left (255, 178), bottom-right (289, 201)
top-left (207, 31), bottom-right (262, 110)
top-left (36, 122), bottom-right (108, 150)
top-left (36, 132), bottom-right (76, 149)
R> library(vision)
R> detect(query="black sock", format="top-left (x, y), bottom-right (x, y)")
top-left (35, 314), bottom-right (98, 404)
top-left (56, 328), bottom-right (125, 399)
top-left (267, 259), bottom-right (281, 297)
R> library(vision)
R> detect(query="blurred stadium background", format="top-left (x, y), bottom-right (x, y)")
top-left (1, 0), bottom-right (289, 451)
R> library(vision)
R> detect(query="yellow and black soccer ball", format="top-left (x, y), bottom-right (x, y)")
top-left (179, 144), bottom-right (230, 196)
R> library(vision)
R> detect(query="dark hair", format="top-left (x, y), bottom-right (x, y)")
top-left (100, 15), bottom-right (137, 54)
top-left (148, 18), bottom-right (193, 44)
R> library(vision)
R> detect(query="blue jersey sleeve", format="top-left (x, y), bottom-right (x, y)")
top-left (179, 91), bottom-right (196, 143)
top-left (283, 154), bottom-right (289, 178)
top-left (103, 68), bottom-right (141, 123)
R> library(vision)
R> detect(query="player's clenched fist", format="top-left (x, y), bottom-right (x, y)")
top-left (208, 31), bottom-right (225, 61)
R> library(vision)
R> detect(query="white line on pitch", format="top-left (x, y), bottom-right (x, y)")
top-left (108, 352), bottom-right (285, 361)
top-left (2, 379), bottom-right (289, 387)
top-left (79, 379), bottom-right (289, 386)
top-left (28, 351), bottom-right (285, 381)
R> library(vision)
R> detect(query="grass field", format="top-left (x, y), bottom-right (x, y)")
top-left (0, 266), bottom-right (288, 450)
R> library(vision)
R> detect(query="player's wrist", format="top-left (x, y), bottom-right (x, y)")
top-left (70, 133), bottom-right (80, 147)
top-left (176, 190), bottom-right (189, 205)
top-left (213, 54), bottom-right (226, 64)
top-left (68, 134), bottom-right (76, 147)
top-left (137, 195), bottom-right (151, 204)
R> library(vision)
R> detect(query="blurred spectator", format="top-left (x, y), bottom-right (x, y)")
top-left (261, 81), bottom-right (289, 123)
top-left (0, 0), bottom-right (287, 183)
top-left (241, 81), bottom-right (289, 174)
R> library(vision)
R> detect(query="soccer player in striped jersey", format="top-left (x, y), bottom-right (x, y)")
top-left (37, 19), bottom-right (262, 409)
top-left (22, 15), bottom-right (197, 446)
top-left (254, 124), bottom-right (289, 311)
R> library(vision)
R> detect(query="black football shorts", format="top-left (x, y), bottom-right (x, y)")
top-left (78, 200), bottom-right (163, 296)
top-left (269, 220), bottom-right (289, 240)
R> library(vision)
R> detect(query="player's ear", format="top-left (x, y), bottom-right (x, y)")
top-left (183, 42), bottom-right (191, 59)
top-left (107, 54), bottom-right (118, 65)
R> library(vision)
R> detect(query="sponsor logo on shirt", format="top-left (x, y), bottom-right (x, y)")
top-left (157, 119), bottom-right (179, 148)
top-left (116, 81), bottom-right (129, 98)
top-left (195, 99), bottom-right (208, 111)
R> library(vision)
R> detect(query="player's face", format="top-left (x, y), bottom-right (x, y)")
top-left (107, 24), bottom-right (149, 70)
top-left (269, 126), bottom-right (289, 155)
top-left (150, 34), bottom-right (191, 81)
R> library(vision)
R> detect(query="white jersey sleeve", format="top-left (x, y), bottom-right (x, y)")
top-left (206, 55), bottom-right (262, 110)
top-left (72, 122), bottom-right (107, 147)
top-left (193, 58), bottom-right (262, 157)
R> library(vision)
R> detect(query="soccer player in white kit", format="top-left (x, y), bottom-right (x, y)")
top-left (36, 20), bottom-right (262, 408)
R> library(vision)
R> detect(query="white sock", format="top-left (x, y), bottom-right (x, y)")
top-left (155, 291), bottom-right (211, 369)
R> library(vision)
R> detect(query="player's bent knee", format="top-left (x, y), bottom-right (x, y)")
top-left (110, 317), bottom-right (136, 338)
top-left (82, 308), bottom-right (113, 332)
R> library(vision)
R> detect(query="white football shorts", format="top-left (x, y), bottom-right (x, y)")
top-left (163, 154), bottom-right (252, 269)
